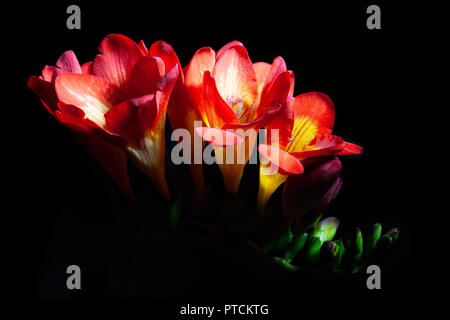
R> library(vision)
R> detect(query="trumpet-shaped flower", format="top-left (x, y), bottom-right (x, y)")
top-left (182, 41), bottom-right (297, 193)
top-left (258, 92), bottom-right (362, 211)
top-left (28, 49), bottom-right (136, 205)
top-left (163, 45), bottom-right (207, 197)
top-left (30, 34), bottom-right (179, 200)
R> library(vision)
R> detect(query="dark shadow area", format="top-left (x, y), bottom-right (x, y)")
top-left (3, 0), bottom-right (424, 316)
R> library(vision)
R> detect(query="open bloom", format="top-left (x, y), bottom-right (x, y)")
top-left (30, 34), bottom-right (179, 200)
top-left (181, 41), bottom-right (296, 193)
top-left (257, 92), bottom-right (363, 211)
top-left (28, 49), bottom-right (136, 205)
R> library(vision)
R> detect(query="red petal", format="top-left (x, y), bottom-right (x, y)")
top-left (154, 66), bottom-right (180, 127)
top-left (56, 50), bottom-right (82, 74)
top-left (156, 64), bottom-right (179, 96)
top-left (91, 34), bottom-right (143, 88)
top-left (260, 71), bottom-right (294, 110)
top-left (167, 79), bottom-right (202, 131)
top-left (148, 41), bottom-right (182, 80)
top-left (74, 131), bottom-right (135, 207)
top-left (55, 102), bottom-right (125, 146)
top-left (138, 40), bottom-right (148, 55)
top-left (128, 56), bottom-right (165, 98)
top-left (337, 141), bottom-right (363, 155)
top-left (104, 95), bottom-right (157, 148)
top-left (27, 76), bottom-right (58, 114)
top-left (259, 56), bottom-right (288, 111)
top-left (261, 71), bottom-right (295, 147)
top-left (202, 71), bottom-right (239, 128)
top-left (55, 102), bottom-right (97, 132)
top-left (141, 94), bottom-right (161, 132)
top-left (266, 96), bottom-right (295, 149)
top-left (81, 62), bottom-right (93, 74)
top-left (258, 144), bottom-right (304, 175)
top-left (41, 65), bottom-right (60, 82)
top-left (290, 134), bottom-right (345, 159)
top-left (184, 47), bottom-right (215, 83)
top-left (294, 92), bottom-right (335, 135)
top-left (194, 127), bottom-right (244, 147)
top-left (258, 71), bottom-right (294, 108)
top-left (55, 73), bottom-right (122, 128)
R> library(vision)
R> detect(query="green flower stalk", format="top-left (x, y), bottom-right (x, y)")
top-left (284, 232), bottom-right (308, 263)
top-left (344, 227), bottom-right (363, 272)
top-left (365, 223), bottom-right (382, 263)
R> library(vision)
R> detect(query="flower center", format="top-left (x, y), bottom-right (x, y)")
top-left (225, 96), bottom-right (247, 120)
top-left (286, 116), bottom-right (318, 152)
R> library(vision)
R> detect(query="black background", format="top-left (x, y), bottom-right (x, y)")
top-left (5, 0), bottom-right (424, 317)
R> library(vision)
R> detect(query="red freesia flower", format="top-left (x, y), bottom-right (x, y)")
top-left (180, 41), bottom-right (296, 193)
top-left (257, 92), bottom-right (362, 210)
top-left (28, 49), bottom-right (136, 205)
top-left (28, 34), bottom-right (180, 200)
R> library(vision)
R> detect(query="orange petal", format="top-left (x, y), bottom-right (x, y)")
top-left (253, 61), bottom-right (272, 104)
top-left (286, 92), bottom-right (334, 153)
top-left (184, 47), bottom-right (216, 125)
top-left (293, 92), bottom-right (335, 135)
top-left (202, 71), bottom-right (239, 128)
